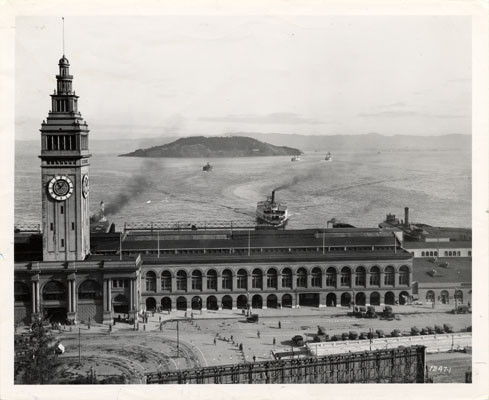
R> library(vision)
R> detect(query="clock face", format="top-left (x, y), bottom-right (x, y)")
top-left (82, 174), bottom-right (89, 198)
top-left (48, 175), bottom-right (74, 201)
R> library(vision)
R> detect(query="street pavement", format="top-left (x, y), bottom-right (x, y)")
top-left (18, 303), bottom-right (471, 383)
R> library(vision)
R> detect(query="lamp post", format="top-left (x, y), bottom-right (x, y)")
top-left (78, 327), bottom-right (81, 366)
top-left (176, 319), bottom-right (180, 357)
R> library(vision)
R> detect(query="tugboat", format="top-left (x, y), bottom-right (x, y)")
top-left (291, 155), bottom-right (301, 162)
top-left (202, 162), bottom-right (213, 172)
top-left (325, 152), bottom-right (332, 161)
top-left (256, 190), bottom-right (289, 227)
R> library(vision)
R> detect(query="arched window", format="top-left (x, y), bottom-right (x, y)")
top-left (222, 269), bottom-right (232, 290)
top-left (78, 280), bottom-right (102, 300)
top-left (161, 271), bottom-right (171, 291)
top-left (14, 282), bottom-right (30, 302)
top-left (326, 267), bottom-right (337, 287)
top-left (282, 268), bottom-right (292, 288)
top-left (252, 268), bottom-right (263, 289)
top-left (176, 270), bottom-right (187, 291)
top-left (454, 290), bottom-right (463, 303)
top-left (434, 251), bottom-right (438, 257)
top-left (206, 269), bottom-right (217, 291)
top-left (340, 267), bottom-right (351, 287)
top-left (444, 251), bottom-right (448, 256)
top-left (267, 268), bottom-right (277, 289)
top-left (355, 266), bottom-right (366, 287)
top-left (426, 290), bottom-right (435, 302)
top-left (237, 269), bottom-right (247, 289)
top-left (384, 266), bottom-right (395, 286)
top-left (399, 266), bottom-right (409, 285)
top-left (42, 281), bottom-right (66, 301)
top-left (457, 251), bottom-right (461, 256)
top-left (296, 268), bottom-right (307, 288)
top-left (421, 251), bottom-right (425, 257)
top-left (192, 270), bottom-right (202, 291)
top-left (311, 267), bottom-right (322, 287)
top-left (370, 266), bottom-right (380, 286)
top-left (146, 271), bottom-right (156, 292)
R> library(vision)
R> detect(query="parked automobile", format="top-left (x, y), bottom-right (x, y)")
top-left (349, 331), bottom-right (359, 340)
top-left (425, 326), bottom-right (435, 334)
top-left (292, 335), bottom-right (304, 346)
top-left (453, 305), bottom-right (470, 314)
top-left (366, 306), bottom-right (378, 318)
top-left (382, 306), bottom-right (395, 320)
top-left (391, 329), bottom-right (402, 337)
top-left (376, 329), bottom-right (386, 338)
top-left (411, 326), bottom-right (420, 336)
top-left (443, 323), bottom-right (454, 333)
top-left (367, 331), bottom-right (379, 339)
top-left (313, 326), bottom-right (329, 342)
top-left (435, 325), bottom-right (445, 334)
top-left (359, 332), bottom-right (369, 340)
top-left (246, 314), bottom-right (259, 323)
top-left (330, 334), bottom-right (342, 341)
top-left (341, 332), bottom-right (349, 341)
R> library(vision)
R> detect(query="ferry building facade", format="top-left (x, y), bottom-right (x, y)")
top-left (15, 55), bottom-right (417, 325)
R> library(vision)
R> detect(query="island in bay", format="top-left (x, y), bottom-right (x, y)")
top-left (118, 136), bottom-right (302, 158)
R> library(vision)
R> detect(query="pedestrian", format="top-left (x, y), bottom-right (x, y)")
top-left (273, 337), bottom-right (276, 346)
top-left (214, 337), bottom-right (217, 345)
top-left (231, 335), bottom-right (233, 342)
top-left (191, 312), bottom-right (194, 320)
top-left (278, 321), bottom-right (281, 329)
top-left (239, 343), bottom-right (243, 351)
top-left (253, 355), bottom-right (256, 362)
top-left (257, 330), bottom-right (260, 339)
top-left (143, 324), bottom-right (146, 331)
top-left (159, 316), bottom-right (161, 323)
top-left (184, 311), bottom-right (187, 318)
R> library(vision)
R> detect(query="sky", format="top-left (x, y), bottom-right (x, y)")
top-left (15, 15), bottom-right (471, 140)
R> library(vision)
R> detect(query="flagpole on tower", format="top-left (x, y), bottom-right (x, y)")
top-left (62, 17), bottom-right (65, 55)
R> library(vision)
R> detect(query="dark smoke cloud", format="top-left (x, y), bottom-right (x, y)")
top-left (104, 174), bottom-right (152, 216)
top-left (91, 160), bottom-right (157, 222)
top-left (274, 175), bottom-right (302, 192)
top-left (273, 166), bottom-right (323, 193)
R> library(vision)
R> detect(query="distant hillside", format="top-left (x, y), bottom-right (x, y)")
top-left (239, 132), bottom-right (471, 152)
top-left (119, 136), bottom-right (302, 158)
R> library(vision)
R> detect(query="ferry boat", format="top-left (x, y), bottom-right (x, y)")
top-left (291, 155), bottom-right (301, 162)
top-left (202, 162), bottom-right (213, 172)
top-left (325, 152), bottom-right (332, 161)
top-left (256, 190), bottom-right (289, 227)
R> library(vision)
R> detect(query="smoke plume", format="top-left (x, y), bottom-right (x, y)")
top-left (91, 160), bottom-right (157, 222)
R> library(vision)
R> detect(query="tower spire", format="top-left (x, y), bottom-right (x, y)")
top-left (62, 17), bottom-right (65, 56)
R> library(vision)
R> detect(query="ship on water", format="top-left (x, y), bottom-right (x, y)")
top-left (256, 190), bottom-right (289, 227)
top-left (203, 162), bottom-right (213, 172)
top-left (291, 155), bottom-right (301, 161)
top-left (325, 152), bottom-right (332, 161)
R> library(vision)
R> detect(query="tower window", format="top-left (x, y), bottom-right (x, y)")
top-left (72, 222), bottom-right (75, 230)
top-left (61, 239), bottom-right (65, 247)
top-left (50, 223), bottom-right (54, 231)
top-left (60, 205), bottom-right (64, 214)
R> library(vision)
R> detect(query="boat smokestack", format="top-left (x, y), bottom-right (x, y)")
top-left (271, 190), bottom-right (275, 204)
top-left (100, 201), bottom-right (107, 222)
top-left (404, 207), bottom-right (409, 226)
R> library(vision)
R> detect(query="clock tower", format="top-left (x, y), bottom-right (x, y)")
top-left (40, 55), bottom-right (91, 261)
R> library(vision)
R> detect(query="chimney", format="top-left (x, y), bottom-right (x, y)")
top-left (404, 207), bottom-right (409, 226)
top-left (271, 190), bottom-right (275, 204)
